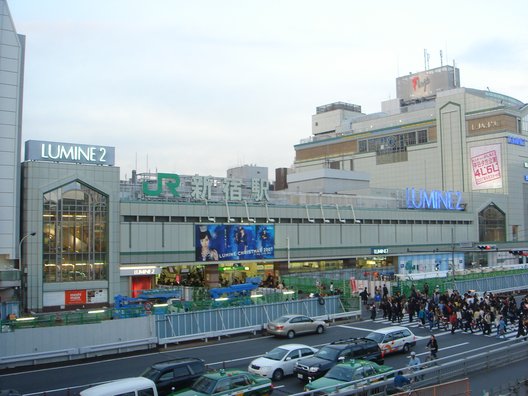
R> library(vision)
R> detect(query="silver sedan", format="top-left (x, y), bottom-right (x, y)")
top-left (266, 314), bottom-right (328, 339)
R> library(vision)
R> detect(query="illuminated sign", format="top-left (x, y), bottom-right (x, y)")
top-left (405, 188), bottom-right (463, 210)
top-left (508, 136), bottom-right (526, 146)
top-left (142, 172), bottom-right (270, 202)
top-left (120, 266), bottom-right (161, 276)
top-left (196, 224), bottom-right (275, 262)
top-left (65, 290), bottom-right (87, 305)
top-left (372, 248), bottom-right (389, 255)
top-left (25, 140), bottom-right (115, 166)
top-left (143, 173), bottom-right (180, 196)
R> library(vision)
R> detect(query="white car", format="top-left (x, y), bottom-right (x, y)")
top-left (365, 326), bottom-right (417, 355)
top-left (248, 344), bottom-right (318, 381)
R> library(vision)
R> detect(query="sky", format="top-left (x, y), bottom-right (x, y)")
top-left (8, 0), bottom-right (528, 181)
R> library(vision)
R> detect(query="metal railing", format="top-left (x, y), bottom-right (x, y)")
top-left (295, 335), bottom-right (528, 396)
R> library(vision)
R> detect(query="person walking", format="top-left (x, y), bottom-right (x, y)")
top-left (483, 310), bottom-right (492, 335)
top-left (496, 316), bottom-right (507, 339)
top-left (370, 302), bottom-right (377, 321)
top-left (516, 314), bottom-right (526, 338)
top-left (426, 335), bottom-right (438, 361)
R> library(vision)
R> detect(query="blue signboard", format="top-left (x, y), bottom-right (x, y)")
top-left (195, 224), bottom-right (275, 262)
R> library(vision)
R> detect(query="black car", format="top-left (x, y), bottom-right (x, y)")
top-left (293, 338), bottom-right (384, 382)
top-left (141, 357), bottom-right (206, 395)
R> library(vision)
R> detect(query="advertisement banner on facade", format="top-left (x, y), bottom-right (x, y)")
top-left (470, 144), bottom-right (503, 190)
top-left (195, 224), bottom-right (274, 262)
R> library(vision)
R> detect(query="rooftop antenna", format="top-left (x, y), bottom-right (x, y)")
top-left (423, 49), bottom-right (430, 70)
top-left (440, 50), bottom-right (443, 67)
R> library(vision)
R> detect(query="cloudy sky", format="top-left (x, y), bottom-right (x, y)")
top-left (8, 0), bottom-right (528, 181)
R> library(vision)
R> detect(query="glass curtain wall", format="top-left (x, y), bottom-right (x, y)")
top-left (43, 181), bottom-right (108, 282)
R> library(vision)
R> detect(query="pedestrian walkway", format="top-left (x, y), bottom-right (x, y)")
top-left (368, 315), bottom-right (521, 340)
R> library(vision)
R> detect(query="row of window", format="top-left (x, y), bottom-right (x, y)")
top-left (358, 129), bottom-right (428, 153)
top-left (122, 215), bottom-right (471, 225)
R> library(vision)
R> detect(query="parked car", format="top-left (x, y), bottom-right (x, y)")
top-left (304, 359), bottom-right (395, 394)
top-left (266, 314), bottom-right (328, 339)
top-left (248, 344), bottom-right (318, 381)
top-left (293, 338), bottom-right (384, 382)
top-left (80, 377), bottom-right (158, 396)
top-left (365, 326), bottom-right (417, 355)
top-left (170, 369), bottom-right (273, 396)
top-left (141, 357), bottom-right (206, 395)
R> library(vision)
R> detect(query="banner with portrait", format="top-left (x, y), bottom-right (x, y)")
top-left (195, 224), bottom-right (275, 262)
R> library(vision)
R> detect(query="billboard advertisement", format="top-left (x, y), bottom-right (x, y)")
top-left (396, 66), bottom-right (459, 101)
top-left (470, 144), bottom-right (503, 190)
top-left (195, 224), bottom-right (275, 262)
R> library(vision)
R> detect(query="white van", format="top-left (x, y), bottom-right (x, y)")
top-left (80, 377), bottom-right (158, 396)
top-left (365, 326), bottom-right (417, 355)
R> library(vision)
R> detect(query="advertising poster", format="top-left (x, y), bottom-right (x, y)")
top-left (470, 144), bottom-right (503, 190)
top-left (65, 290), bottom-right (86, 305)
top-left (195, 224), bottom-right (275, 262)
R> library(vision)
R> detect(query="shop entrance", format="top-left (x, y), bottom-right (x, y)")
top-left (131, 276), bottom-right (152, 297)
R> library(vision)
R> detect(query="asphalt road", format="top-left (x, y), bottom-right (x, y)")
top-left (1, 315), bottom-right (527, 395)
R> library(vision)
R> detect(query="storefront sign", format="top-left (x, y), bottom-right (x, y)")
top-left (196, 224), bottom-right (275, 262)
top-left (405, 188), bottom-right (463, 210)
top-left (120, 266), bottom-right (161, 276)
top-left (371, 248), bottom-right (389, 255)
top-left (25, 140), bottom-right (115, 166)
top-left (469, 119), bottom-right (500, 131)
top-left (65, 289), bottom-right (87, 305)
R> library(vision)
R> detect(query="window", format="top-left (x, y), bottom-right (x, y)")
top-left (417, 129), bottom-right (428, 143)
top-left (43, 181), bottom-right (108, 283)
top-left (287, 350), bottom-right (300, 360)
top-left (174, 366), bottom-right (190, 377)
top-left (301, 348), bottom-right (315, 357)
top-left (137, 389), bottom-right (155, 396)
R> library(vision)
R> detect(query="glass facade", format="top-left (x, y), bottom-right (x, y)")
top-left (478, 203), bottom-right (506, 242)
top-left (43, 181), bottom-right (108, 282)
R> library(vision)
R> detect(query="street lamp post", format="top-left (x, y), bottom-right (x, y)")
top-left (19, 232), bottom-right (36, 314)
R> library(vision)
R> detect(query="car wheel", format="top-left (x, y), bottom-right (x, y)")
top-left (316, 325), bottom-right (324, 334)
top-left (402, 343), bottom-right (410, 353)
top-left (287, 330), bottom-right (295, 339)
top-left (272, 368), bottom-right (284, 381)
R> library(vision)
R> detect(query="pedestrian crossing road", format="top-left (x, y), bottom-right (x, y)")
top-left (367, 315), bottom-right (523, 340)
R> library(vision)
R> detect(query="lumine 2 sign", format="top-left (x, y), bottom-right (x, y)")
top-left (405, 187), bottom-right (464, 210)
top-left (25, 140), bottom-right (115, 166)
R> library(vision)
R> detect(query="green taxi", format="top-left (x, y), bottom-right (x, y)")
top-left (170, 369), bottom-right (273, 396)
top-left (304, 359), bottom-right (393, 394)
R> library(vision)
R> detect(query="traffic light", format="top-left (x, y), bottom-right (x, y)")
top-left (477, 245), bottom-right (496, 250)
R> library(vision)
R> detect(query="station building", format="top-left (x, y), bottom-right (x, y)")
top-left (1, 0), bottom-right (527, 314)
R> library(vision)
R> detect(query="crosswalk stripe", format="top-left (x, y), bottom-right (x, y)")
top-left (367, 317), bottom-right (520, 339)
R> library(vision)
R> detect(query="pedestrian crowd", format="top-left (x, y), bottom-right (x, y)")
top-left (372, 283), bottom-right (528, 339)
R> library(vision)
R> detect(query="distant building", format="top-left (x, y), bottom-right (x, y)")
top-left (227, 164), bottom-right (268, 181)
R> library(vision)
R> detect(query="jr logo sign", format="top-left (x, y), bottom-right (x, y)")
top-left (142, 173), bottom-right (180, 197)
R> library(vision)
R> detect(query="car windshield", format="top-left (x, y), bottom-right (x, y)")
top-left (326, 366), bottom-right (356, 382)
top-left (140, 367), bottom-right (160, 381)
top-left (314, 346), bottom-right (340, 361)
top-left (265, 347), bottom-right (289, 361)
top-left (273, 316), bottom-right (290, 323)
top-left (365, 332), bottom-right (384, 343)
top-left (191, 376), bottom-right (216, 394)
